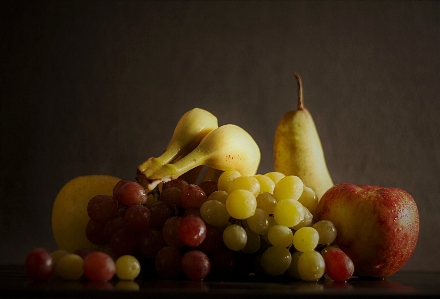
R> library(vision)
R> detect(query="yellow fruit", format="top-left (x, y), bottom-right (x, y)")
top-left (51, 175), bottom-right (121, 253)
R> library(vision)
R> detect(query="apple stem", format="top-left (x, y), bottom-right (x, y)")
top-left (294, 72), bottom-right (304, 110)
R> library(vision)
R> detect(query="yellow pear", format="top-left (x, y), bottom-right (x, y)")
top-left (51, 175), bottom-right (121, 253)
top-left (274, 73), bottom-right (333, 199)
top-left (138, 124), bottom-right (261, 192)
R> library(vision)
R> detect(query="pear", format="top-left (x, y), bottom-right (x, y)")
top-left (138, 124), bottom-right (261, 192)
top-left (274, 73), bottom-right (333, 199)
top-left (137, 108), bottom-right (218, 179)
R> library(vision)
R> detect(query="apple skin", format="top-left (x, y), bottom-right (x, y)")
top-left (314, 183), bottom-right (419, 278)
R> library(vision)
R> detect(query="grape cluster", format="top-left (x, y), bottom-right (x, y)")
top-left (81, 171), bottom-right (354, 282)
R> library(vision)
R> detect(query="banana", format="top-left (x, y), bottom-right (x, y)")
top-left (138, 124), bottom-right (261, 192)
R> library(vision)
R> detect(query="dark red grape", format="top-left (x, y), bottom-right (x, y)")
top-left (160, 187), bottom-right (182, 206)
top-left (87, 195), bottom-right (119, 223)
top-left (74, 248), bottom-right (93, 259)
top-left (123, 204), bottom-right (151, 232)
top-left (113, 180), bottom-right (147, 206)
top-left (199, 180), bottom-right (218, 197)
top-left (110, 228), bottom-right (137, 257)
top-left (197, 224), bottom-right (224, 254)
top-left (162, 216), bottom-right (185, 249)
top-left (86, 219), bottom-right (109, 245)
top-left (138, 228), bottom-right (166, 259)
top-left (180, 184), bottom-right (207, 209)
top-left (211, 249), bottom-right (237, 277)
top-left (178, 215), bottom-right (207, 247)
top-left (25, 248), bottom-right (54, 281)
top-left (149, 201), bottom-right (173, 229)
top-left (182, 250), bottom-right (211, 280)
top-left (162, 178), bottom-right (188, 190)
top-left (183, 208), bottom-right (201, 218)
top-left (322, 248), bottom-right (355, 282)
top-left (83, 252), bottom-right (115, 282)
top-left (155, 246), bottom-right (183, 279)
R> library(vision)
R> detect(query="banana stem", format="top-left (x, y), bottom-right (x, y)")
top-left (294, 72), bottom-right (304, 110)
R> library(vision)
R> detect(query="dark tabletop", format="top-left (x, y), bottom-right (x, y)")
top-left (1, 264), bottom-right (439, 298)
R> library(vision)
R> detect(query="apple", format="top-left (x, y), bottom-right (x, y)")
top-left (314, 183), bottom-right (419, 278)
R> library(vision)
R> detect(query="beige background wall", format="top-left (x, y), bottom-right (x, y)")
top-left (1, 1), bottom-right (439, 270)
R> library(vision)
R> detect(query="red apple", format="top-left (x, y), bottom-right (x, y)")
top-left (314, 183), bottom-right (419, 278)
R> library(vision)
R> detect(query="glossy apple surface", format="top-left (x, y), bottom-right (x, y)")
top-left (314, 183), bottom-right (419, 278)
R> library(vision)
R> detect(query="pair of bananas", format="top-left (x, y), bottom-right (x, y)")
top-left (136, 108), bottom-right (261, 192)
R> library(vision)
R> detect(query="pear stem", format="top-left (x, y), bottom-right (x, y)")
top-left (294, 72), bottom-right (304, 110)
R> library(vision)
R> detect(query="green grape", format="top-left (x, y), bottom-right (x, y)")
top-left (254, 174), bottom-right (275, 194)
top-left (312, 220), bottom-right (337, 245)
top-left (225, 189), bottom-right (257, 220)
top-left (320, 245), bottom-right (340, 255)
top-left (267, 225), bottom-right (294, 248)
top-left (200, 200), bottom-right (230, 227)
top-left (217, 170), bottom-right (241, 192)
top-left (227, 176), bottom-right (260, 197)
top-left (208, 190), bottom-right (228, 204)
top-left (273, 175), bottom-right (304, 202)
top-left (273, 198), bottom-right (304, 228)
top-left (264, 172), bottom-right (285, 184)
top-left (288, 251), bottom-right (303, 279)
top-left (242, 227), bottom-right (261, 254)
top-left (291, 207), bottom-right (313, 230)
top-left (255, 192), bottom-right (277, 214)
top-left (115, 255), bottom-right (141, 280)
top-left (223, 224), bottom-right (247, 251)
top-left (297, 186), bottom-right (318, 214)
top-left (293, 227), bottom-right (319, 252)
top-left (261, 246), bottom-right (292, 276)
top-left (246, 208), bottom-right (270, 235)
top-left (297, 250), bottom-right (325, 281)
top-left (55, 254), bottom-right (84, 280)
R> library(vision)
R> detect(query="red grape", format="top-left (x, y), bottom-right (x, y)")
top-left (123, 204), bottom-right (151, 232)
top-left (103, 216), bottom-right (125, 241)
top-left (322, 248), bottom-right (355, 282)
top-left (86, 219), bottom-right (109, 245)
top-left (162, 178), bottom-right (188, 190)
top-left (162, 216), bottom-right (185, 249)
top-left (197, 224), bottom-right (224, 254)
top-left (83, 252), bottom-right (115, 282)
top-left (199, 180), bottom-right (218, 197)
top-left (138, 228), bottom-right (166, 259)
top-left (180, 184), bottom-right (207, 209)
top-left (25, 248), bottom-right (54, 281)
top-left (87, 195), bottom-right (118, 223)
top-left (160, 187), bottom-right (182, 206)
top-left (74, 248), bottom-right (93, 259)
top-left (113, 180), bottom-right (147, 206)
top-left (183, 208), bottom-right (201, 218)
top-left (155, 246), bottom-right (183, 279)
top-left (110, 228), bottom-right (137, 257)
top-left (182, 250), bottom-right (211, 280)
top-left (178, 215), bottom-right (207, 247)
top-left (149, 201), bottom-right (173, 229)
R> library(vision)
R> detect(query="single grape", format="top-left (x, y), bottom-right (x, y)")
top-left (162, 178), bottom-right (188, 190)
top-left (138, 228), bottom-right (166, 259)
top-left (182, 250), bottom-right (211, 280)
top-left (288, 251), bottom-right (303, 279)
top-left (55, 254), bottom-right (84, 280)
top-left (83, 252), bottom-right (116, 282)
top-left (103, 216), bottom-right (125, 243)
top-left (180, 184), bottom-right (207, 209)
top-left (254, 174), bottom-right (275, 194)
top-left (255, 192), bottom-right (278, 214)
top-left (86, 219), bottom-right (109, 245)
top-left (199, 180), bottom-right (218, 197)
top-left (50, 249), bottom-right (69, 267)
top-left (267, 225), bottom-right (294, 248)
top-left (227, 176), bottom-right (260, 197)
top-left (297, 250), bottom-right (325, 281)
top-left (273, 175), bottom-right (304, 202)
top-left (178, 215), bottom-right (207, 247)
top-left (273, 198), bottom-right (304, 228)
top-left (208, 190), bottom-right (228, 204)
top-left (155, 246), bottom-right (183, 279)
top-left (110, 228), bottom-right (137, 257)
top-left (291, 206), bottom-right (313, 230)
top-left (260, 246), bottom-right (292, 276)
top-left (87, 195), bottom-right (119, 223)
top-left (160, 187), bottom-right (182, 206)
top-left (322, 248), bottom-right (354, 282)
top-left (113, 180), bottom-right (147, 206)
top-left (225, 189), bottom-right (257, 220)
top-left (115, 255), bottom-right (141, 280)
top-left (123, 204), bottom-right (152, 232)
top-left (196, 224), bottom-right (224, 254)
top-left (200, 200), bottom-right (230, 227)
top-left (149, 200), bottom-right (173, 229)
top-left (297, 186), bottom-right (318, 213)
top-left (312, 220), bottom-right (337, 245)
top-left (264, 172), bottom-right (285, 184)
top-left (162, 216), bottom-right (185, 249)
top-left (293, 227), bottom-right (319, 252)
top-left (241, 227), bottom-right (261, 254)
top-left (223, 224), bottom-right (247, 251)
top-left (25, 248), bottom-right (54, 281)
top-left (217, 169), bottom-right (242, 191)
top-left (246, 208), bottom-right (270, 235)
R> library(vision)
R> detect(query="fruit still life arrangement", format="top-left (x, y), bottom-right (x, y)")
top-left (26, 73), bottom-right (419, 285)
